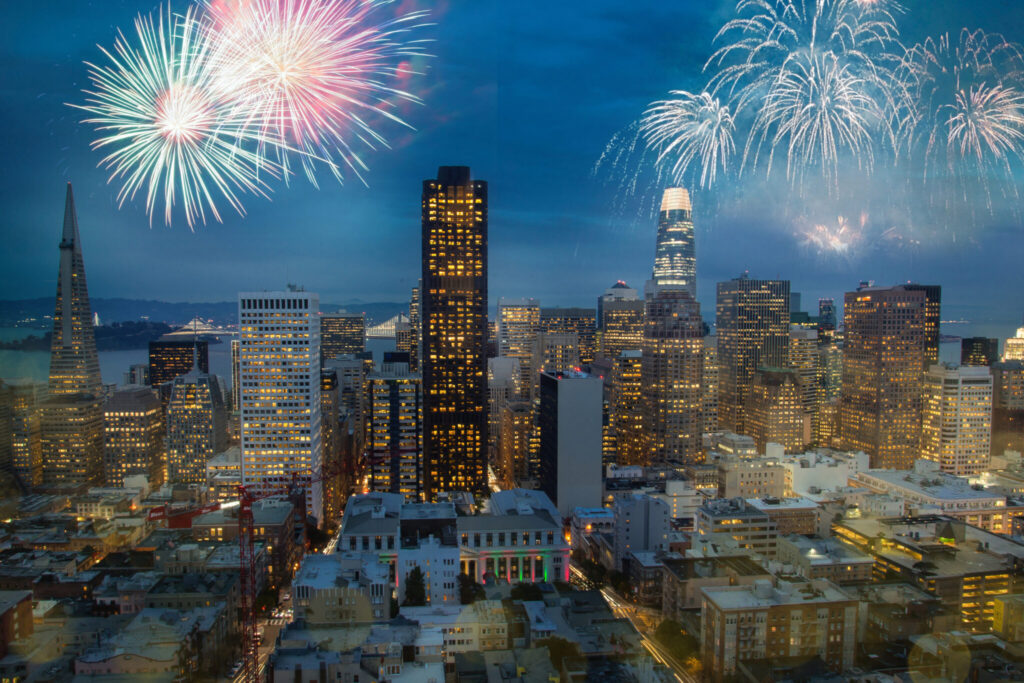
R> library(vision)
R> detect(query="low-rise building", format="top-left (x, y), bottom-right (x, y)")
top-left (774, 534), bottom-right (874, 584)
top-left (192, 496), bottom-right (298, 583)
top-left (613, 493), bottom-right (670, 572)
top-left (569, 507), bottom-right (614, 551)
top-left (700, 579), bottom-right (857, 682)
top-left (695, 498), bottom-right (777, 559)
top-left (717, 456), bottom-right (786, 499)
top-left (292, 552), bottom-right (389, 624)
top-left (0, 591), bottom-right (32, 659)
top-left (745, 496), bottom-right (819, 536)
top-left (661, 555), bottom-right (771, 621)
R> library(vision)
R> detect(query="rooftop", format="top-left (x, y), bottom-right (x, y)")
top-left (746, 496), bottom-right (820, 512)
top-left (703, 579), bottom-right (854, 610)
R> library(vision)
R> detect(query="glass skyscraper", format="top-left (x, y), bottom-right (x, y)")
top-left (651, 187), bottom-right (697, 297)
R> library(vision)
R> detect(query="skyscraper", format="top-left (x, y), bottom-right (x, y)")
top-left (320, 367), bottom-right (342, 519)
top-left (745, 368), bottom-right (804, 454)
top-left (921, 364), bottom-right (992, 476)
top-left (651, 188), bottom-right (697, 296)
top-left (40, 184), bottom-right (104, 485)
top-left (500, 402), bottom-right (533, 487)
top-left (368, 353), bottom-right (423, 500)
top-left (230, 338), bottom-right (241, 411)
top-left (1005, 327), bottom-right (1024, 362)
top-left (7, 380), bottom-right (43, 486)
top-left (498, 297), bottom-right (540, 398)
top-left (716, 274), bottom-right (791, 435)
top-left (421, 166), bottom-right (488, 497)
top-left (818, 298), bottom-right (836, 329)
top-left (538, 370), bottom-right (603, 518)
top-left (641, 288), bottom-right (705, 463)
top-left (103, 386), bottom-right (164, 486)
top-left (702, 339), bottom-right (720, 434)
top-left (611, 350), bottom-right (644, 466)
top-left (407, 282), bottom-right (422, 372)
top-left (239, 292), bottom-right (323, 521)
top-left (904, 284), bottom-right (941, 368)
top-left (541, 307), bottom-right (597, 365)
top-left (599, 294), bottom-right (645, 361)
top-left (488, 356), bottom-right (521, 462)
top-left (149, 338), bottom-right (210, 387)
top-left (840, 284), bottom-right (926, 469)
top-left (320, 312), bottom-right (366, 359)
top-left (962, 337), bottom-right (999, 367)
top-left (166, 363), bottom-right (227, 485)
top-left (789, 325), bottom-right (820, 445)
top-left (991, 361), bottom-right (1024, 454)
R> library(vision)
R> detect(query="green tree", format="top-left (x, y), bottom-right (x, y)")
top-left (510, 583), bottom-right (544, 601)
top-left (403, 566), bottom-right (426, 606)
top-left (536, 636), bottom-right (581, 670)
top-left (458, 574), bottom-right (486, 604)
top-left (655, 619), bottom-right (700, 660)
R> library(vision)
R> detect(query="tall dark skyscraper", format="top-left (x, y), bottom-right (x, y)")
top-left (421, 166), bottom-right (488, 497)
top-left (148, 338), bottom-right (210, 387)
top-left (40, 184), bottom-right (105, 485)
top-left (651, 188), bottom-right (697, 296)
top-left (962, 337), bottom-right (999, 366)
top-left (716, 274), bottom-right (791, 436)
top-left (320, 312), bottom-right (366, 359)
top-left (840, 284), bottom-right (926, 469)
top-left (818, 298), bottom-right (836, 329)
top-left (904, 284), bottom-right (941, 368)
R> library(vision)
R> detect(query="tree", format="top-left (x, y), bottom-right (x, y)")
top-left (510, 583), bottom-right (544, 601)
top-left (403, 566), bottom-right (426, 606)
top-left (458, 574), bottom-right (486, 605)
top-left (536, 636), bottom-right (581, 670)
top-left (655, 619), bottom-right (700, 661)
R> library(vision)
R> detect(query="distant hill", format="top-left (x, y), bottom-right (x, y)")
top-left (0, 298), bottom-right (407, 329)
top-left (0, 321), bottom-right (174, 351)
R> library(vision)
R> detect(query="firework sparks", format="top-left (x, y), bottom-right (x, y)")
top-left (76, 6), bottom-right (282, 227)
top-left (800, 213), bottom-right (865, 255)
top-left (640, 91), bottom-right (735, 189)
top-left (204, 0), bottom-right (431, 185)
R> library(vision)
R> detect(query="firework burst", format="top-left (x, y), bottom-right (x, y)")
top-left (204, 0), bottom-right (431, 185)
top-left (76, 6), bottom-right (279, 227)
top-left (799, 212), bottom-right (865, 255)
top-left (640, 91), bottom-right (735, 189)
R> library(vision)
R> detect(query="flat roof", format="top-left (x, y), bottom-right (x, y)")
top-left (703, 580), bottom-right (854, 610)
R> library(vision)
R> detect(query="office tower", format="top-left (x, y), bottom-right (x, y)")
top-left (962, 337), bottom-right (1000, 367)
top-left (651, 188), bottom-right (697, 296)
top-left (148, 338), bottom-right (210, 388)
top-left (239, 292), bottom-right (323, 521)
top-left (166, 363), bottom-right (227, 485)
top-left (716, 274), bottom-right (791, 435)
top-left (921, 364), bottom-right (992, 476)
top-left (991, 361), bottom-right (1024, 454)
top-left (421, 166), bottom-right (488, 496)
top-left (7, 380), bottom-right (43, 486)
top-left (840, 284), bottom-right (927, 469)
top-left (368, 353), bottom-right (423, 501)
top-left (818, 400), bottom-right (841, 449)
top-left (230, 338), bottom-right (241, 411)
top-left (123, 364), bottom-right (149, 386)
top-left (904, 284), bottom-right (941, 368)
top-left (745, 368), bottom-right (804, 454)
top-left (488, 356), bottom-right (521, 462)
top-left (789, 325), bottom-right (820, 444)
top-left (641, 288), bottom-right (704, 463)
top-left (702, 339), bottom-right (720, 433)
top-left (538, 370), bottom-right (603, 518)
top-left (818, 342), bottom-right (843, 402)
top-left (40, 184), bottom-right (104, 486)
top-left (408, 283), bottom-right (422, 372)
top-left (498, 297), bottom-right (540, 397)
top-left (818, 298), bottom-right (836, 329)
top-left (500, 402), bottom-right (533, 487)
top-left (532, 332), bottom-right (580, 377)
top-left (325, 355), bottom-right (369, 453)
top-left (541, 307), bottom-right (597, 365)
top-left (320, 368), bottom-right (343, 520)
top-left (1005, 327), bottom-right (1024, 362)
top-left (103, 386), bottom-right (164, 486)
top-left (611, 350), bottom-right (644, 466)
top-left (598, 285), bottom-right (645, 360)
top-left (320, 312), bottom-right (366, 359)
top-left (395, 321), bottom-right (417, 373)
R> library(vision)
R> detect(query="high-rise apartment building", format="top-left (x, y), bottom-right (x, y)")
top-left (921, 364), bottom-right (992, 476)
top-left (538, 370), bottom-right (603, 518)
top-left (716, 274), bottom-right (791, 435)
top-left (320, 312), bottom-right (366, 359)
top-left (702, 339), bottom-right (720, 433)
top-left (103, 386), bottom-right (164, 486)
top-left (840, 284), bottom-right (926, 469)
top-left (166, 365), bottom-right (227, 485)
top-left (745, 368), bottom-right (804, 454)
top-left (368, 353), bottom-right (423, 501)
top-left (148, 338), bottom-right (209, 387)
top-left (641, 288), bottom-right (704, 463)
top-left (962, 337), bottom-right (999, 367)
top-left (6, 380), bottom-right (43, 486)
top-left (40, 184), bottom-right (104, 486)
top-left (421, 166), bottom-right (488, 497)
top-left (651, 188), bottom-right (697, 297)
top-left (611, 350), bottom-right (644, 466)
top-left (498, 298), bottom-right (540, 398)
top-left (540, 307), bottom-right (597, 365)
top-left (904, 284), bottom-right (941, 368)
top-left (789, 325), bottom-right (820, 444)
top-left (239, 292), bottom-right (323, 521)
top-left (598, 283), bottom-right (645, 360)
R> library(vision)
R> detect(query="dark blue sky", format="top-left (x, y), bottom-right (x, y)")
top-left (1, 0), bottom-right (1022, 340)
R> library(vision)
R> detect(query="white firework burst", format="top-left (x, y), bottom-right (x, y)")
top-left (640, 91), bottom-right (736, 189)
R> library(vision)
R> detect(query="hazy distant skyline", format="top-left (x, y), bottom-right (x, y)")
top-left (1, 0), bottom-right (1022, 342)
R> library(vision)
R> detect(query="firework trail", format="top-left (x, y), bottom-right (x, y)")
top-left (799, 212), bottom-right (865, 255)
top-left (76, 6), bottom-right (280, 227)
top-left (898, 29), bottom-right (1024, 207)
top-left (204, 0), bottom-right (431, 185)
top-left (640, 91), bottom-right (735, 189)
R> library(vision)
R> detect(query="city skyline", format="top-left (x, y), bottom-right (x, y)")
top-left (0, 1), bottom-right (1021, 344)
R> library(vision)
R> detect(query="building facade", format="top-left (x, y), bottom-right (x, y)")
top-left (921, 364), bottom-right (992, 476)
top-left (320, 312), bottom-right (366, 359)
top-left (166, 368), bottom-right (227, 485)
top-left (103, 387), bottom-right (164, 487)
top-left (368, 353), bottom-right (423, 501)
top-left (148, 339), bottom-right (209, 388)
top-left (651, 188), bottom-right (697, 297)
top-left (745, 368), bottom-right (804, 454)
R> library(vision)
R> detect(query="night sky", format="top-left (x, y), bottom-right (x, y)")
top-left (1, 0), bottom-right (1022, 340)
